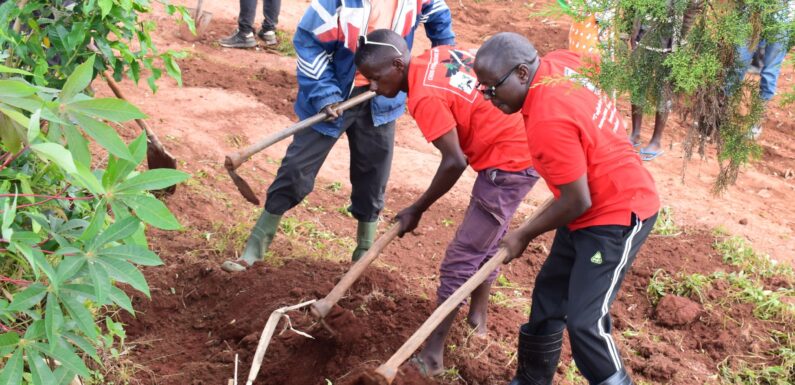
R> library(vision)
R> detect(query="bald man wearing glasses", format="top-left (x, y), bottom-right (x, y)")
top-left (474, 33), bottom-right (659, 385)
top-left (355, 29), bottom-right (540, 377)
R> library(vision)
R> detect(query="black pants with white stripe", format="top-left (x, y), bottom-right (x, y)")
top-left (526, 212), bottom-right (657, 384)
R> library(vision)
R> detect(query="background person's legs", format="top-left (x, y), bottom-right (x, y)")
top-left (259, 0), bottom-right (281, 44)
top-left (237, 0), bottom-right (258, 34)
top-left (758, 37), bottom-right (788, 101)
top-left (220, 0), bottom-right (258, 47)
top-left (261, 0), bottom-right (280, 31)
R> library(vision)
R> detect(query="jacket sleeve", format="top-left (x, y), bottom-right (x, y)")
top-left (420, 0), bottom-right (456, 47)
top-left (293, 0), bottom-right (345, 113)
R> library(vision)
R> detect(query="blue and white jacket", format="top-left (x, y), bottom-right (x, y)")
top-left (293, 0), bottom-right (455, 137)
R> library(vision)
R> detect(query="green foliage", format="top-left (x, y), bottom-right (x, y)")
top-left (652, 206), bottom-right (681, 236)
top-left (719, 271), bottom-right (794, 321)
top-left (0, 0), bottom-right (194, 91)
top-left (648, 234), bottom-right (794, 321)
top-left (0, 64), bottom-right (188, 382)
top-left (716, 236), bottom-right (794, 280)
top-left (563, 360), bottom-right (588, 385)
top-left (647, 269), bottom-right (714, 305)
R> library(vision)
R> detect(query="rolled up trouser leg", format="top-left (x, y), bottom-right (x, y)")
top-left (437, 168), bottom-right (539, 304)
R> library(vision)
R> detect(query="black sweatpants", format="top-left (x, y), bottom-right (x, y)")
top-left (264, 88), bottom-right (396, 222)
top-left (526, 212), bottom-right (658, 384)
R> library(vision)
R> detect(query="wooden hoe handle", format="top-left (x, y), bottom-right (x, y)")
top-left (102, 72), bottom-right (165, 149)
top-left (224, 91), bottom-right (377, 171)
top-left (374, 197), bottom-right (555, 384)
top-left (311, 222), bottom-right (401, 319)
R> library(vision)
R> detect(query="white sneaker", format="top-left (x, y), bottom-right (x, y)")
top-left (258, 30), bottom-right (277, 46)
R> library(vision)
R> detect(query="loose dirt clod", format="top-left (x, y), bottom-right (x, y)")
top-left (655, 295), bottom-right (702, 327)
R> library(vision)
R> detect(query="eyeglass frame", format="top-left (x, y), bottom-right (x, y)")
top-left (476, 57), bottom-right (537, 98)
top-left (357, 35), bottom-right (403, 57)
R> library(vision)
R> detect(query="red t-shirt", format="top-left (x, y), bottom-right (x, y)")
top-left (407, 46), bottom-right (533, 172)
top-left (522, 50), bottom-right (659, 230)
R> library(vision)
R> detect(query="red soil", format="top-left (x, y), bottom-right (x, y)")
top-left (113, 1), bottom-right (795, 384)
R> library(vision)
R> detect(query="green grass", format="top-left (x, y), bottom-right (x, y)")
top-left (649, 232), bottom-right (794, 323)
top-left (336, 205), bottom-right (353, 218)
top-left (713, 271), bottom-right (795, 322)
top-left (273, 30), bottom-right (296, 57)
top-left (715, 236), bottom-right (794, 280)
top-left (495, 274), bottom-right (519, 289)
top-left (276, 216), bottom-right (355, 261)
top-left (562, 360), bottom-right (587, 385)
top-left (326, 181), bottom-right (342, 193)
top-left (646, 229), bottom-right (794, 384)
top-left (647, 269), bottom-right (714, 305)
top-left (652, 206), bottom-right (682, 236)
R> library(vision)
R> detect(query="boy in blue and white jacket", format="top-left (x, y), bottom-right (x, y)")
top-left (222, 0), bottom-right (456, 272)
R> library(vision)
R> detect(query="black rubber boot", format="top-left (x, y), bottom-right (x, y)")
top-left (508, 325), bottom-right (564, 385)
top-left (596, 369), bottom-right (633, 385)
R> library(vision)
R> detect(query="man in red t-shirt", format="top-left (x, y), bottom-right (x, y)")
top-left (473, 33), bottom-right (660, 385)
top-left (354, 29), bottom-right (541, 376)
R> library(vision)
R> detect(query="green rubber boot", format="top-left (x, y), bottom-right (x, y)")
top-left (221, 211), bottom-right (282, 272)
top-left (351, 221), bottom-right (378, 262)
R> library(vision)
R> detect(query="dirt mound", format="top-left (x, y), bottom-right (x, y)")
top-left (654, 295), bottom-right (702, 327)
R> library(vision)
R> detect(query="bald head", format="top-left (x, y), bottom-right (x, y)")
top-left (474, 32), bottom-right (538, 75)
top-left (354, 29), bottom-right (412, 98)
top-left (473, 32), bottom-right (540, 114)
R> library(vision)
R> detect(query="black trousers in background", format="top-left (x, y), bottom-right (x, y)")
top-left (238, 0), bottom-right (280, 34)
top-left (526, 212), bottom-right (658, 384)
top-left (264, 88), bottom-right (396, 223)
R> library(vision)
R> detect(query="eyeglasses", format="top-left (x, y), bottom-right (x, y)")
top-left (358, 35), bottom-right (403, 56)
top-left (476, 58), bottom-right (537, 98)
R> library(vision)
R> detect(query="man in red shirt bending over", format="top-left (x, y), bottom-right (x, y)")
top-left (473, 33), bottom-right (660, 385)
top-left (354, 29), bottom-right (541, 376)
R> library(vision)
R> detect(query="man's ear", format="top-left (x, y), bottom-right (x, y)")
top-left (393, 57), bottom-right (407, 72)
top-left (515, 64), bottom-right (532, 84)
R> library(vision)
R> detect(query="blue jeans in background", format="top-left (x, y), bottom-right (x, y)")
top-left (734, 34), bottom-right (790, 101)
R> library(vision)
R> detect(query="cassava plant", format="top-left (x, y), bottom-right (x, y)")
top-left (0, 58), bottom-right (189, 383)
top-left (0, 0), bottom-right (195, 91)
